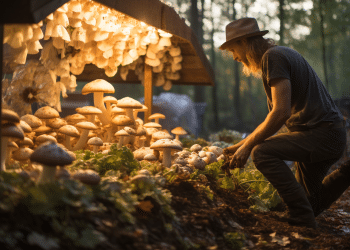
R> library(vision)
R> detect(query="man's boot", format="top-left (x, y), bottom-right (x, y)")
top-left (276, 186), bottom-right (317, 229)
top-left (310, 161), bottom-right (350, 217)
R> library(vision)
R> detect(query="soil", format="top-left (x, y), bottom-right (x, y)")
top-left (1, 160), bottom-right (350, 250)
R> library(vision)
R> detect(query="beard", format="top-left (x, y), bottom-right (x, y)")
top-left (242, 54), bottom-right (262, 79)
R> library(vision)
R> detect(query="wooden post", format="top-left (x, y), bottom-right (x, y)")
top-left (144, 64), bottom-right (153, 122)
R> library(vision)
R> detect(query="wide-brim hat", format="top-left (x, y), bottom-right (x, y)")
top-left (219, 17), bottom-right (269, 50)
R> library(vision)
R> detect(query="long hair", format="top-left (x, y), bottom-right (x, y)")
top-left (241, 36), bottom-right (276, 77)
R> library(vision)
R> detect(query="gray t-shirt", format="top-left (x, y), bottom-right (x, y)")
top-left (261, 46), bottom-right (343, 131)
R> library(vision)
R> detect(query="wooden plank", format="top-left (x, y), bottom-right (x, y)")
top-left (182, 56), bottom-right (203, 69)
top-left (144, 64), bottom-right (153, 122)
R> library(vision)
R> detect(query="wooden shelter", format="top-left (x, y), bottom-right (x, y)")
top-left (1, 0), bottom-right (214, 120)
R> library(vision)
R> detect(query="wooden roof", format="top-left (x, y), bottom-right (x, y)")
top-left (1, 0), bottom-right (215, 86)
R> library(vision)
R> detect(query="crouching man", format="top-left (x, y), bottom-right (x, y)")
top-left (221, 17), bottom-right (349, 229)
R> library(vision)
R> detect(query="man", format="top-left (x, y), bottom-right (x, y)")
top-left (220, 17), bottom-right (349, 229)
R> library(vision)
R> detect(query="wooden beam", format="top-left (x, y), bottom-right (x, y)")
top-left (144, 64), bottom-right (153, 122)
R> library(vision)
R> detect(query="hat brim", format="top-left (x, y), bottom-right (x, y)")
top-left (219, 30), bottom-right (269, 50)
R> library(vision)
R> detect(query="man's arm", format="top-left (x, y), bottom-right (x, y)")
top-left (227, 78), bottom-right (292, 168)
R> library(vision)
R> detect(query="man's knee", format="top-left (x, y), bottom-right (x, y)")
top-left (251, 143), bottom-right (268, 164)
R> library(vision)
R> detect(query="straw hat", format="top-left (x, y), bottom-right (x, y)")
top-left (219, 17), bottom-right (269, 50)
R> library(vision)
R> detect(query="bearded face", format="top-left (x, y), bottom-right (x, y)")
top-left (242, 54), bottom-right (262, 79)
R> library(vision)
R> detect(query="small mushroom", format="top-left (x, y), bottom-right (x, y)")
top-left (148, 113), bottom-right (165, 124)
top-left (87, 137), bottom-right (103, 153)
top-left (171, 127), bottom-right (187, 140)
top-left (190, 144), bottom-right (202, 152)
top-left (115, 129), bottom-right (129, 149)
top-left (150, 139), bottom-right (182, 168)
top-left (30, 141), bottom-right (75, 184)
top-left (73, 169), bottom-right (100, 185)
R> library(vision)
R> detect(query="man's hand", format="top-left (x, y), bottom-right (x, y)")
top-left (223, 144), bottom-right (240, 156)
top-left (229, 144), bottom-right (252, 169)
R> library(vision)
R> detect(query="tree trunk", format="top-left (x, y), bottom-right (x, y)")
top-left (279, 0), bottom-right (285, 46)
top-left (232, 0), bottom-right (242, 128)
top-left (210, 0), bottom-right (219, 131)
top-left (319, 0), bottom-right (329, 90)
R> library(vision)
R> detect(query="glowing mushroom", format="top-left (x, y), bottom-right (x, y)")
top-left (72, 121), bottom-right (98, 151)
top-left (150, 139), bottom-right (182, 168)
top-left (116, 97), bottom-right (143, 124)
top-left (171, 127), bottom-right (187, 140)
top-left (81, 79), bottom-right (115, 126)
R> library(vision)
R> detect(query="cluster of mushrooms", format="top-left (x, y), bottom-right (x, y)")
top-left (4, 0), bottom-right (183, 91)
top-left (1, 77), bottom-right (225, 185)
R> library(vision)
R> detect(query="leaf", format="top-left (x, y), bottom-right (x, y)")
top-left (138, 200), bottom-right (154, 212)
top-left (76, 227), bottom-right (106, 249)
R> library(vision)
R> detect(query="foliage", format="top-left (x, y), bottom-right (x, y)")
top-left (209, 129), bottom-right (245, 144)
top-left (70, 145), bottom-right (140, 176)
top-left (181, 136), bottom-right (210, 148)
top-left (224, 231), bottom-right (246, 250)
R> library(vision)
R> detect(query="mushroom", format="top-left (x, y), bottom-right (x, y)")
top-left (35, 134), bottom-right (57, 145)
top-left (81, 79), bottom-right (115, 125)
top-left (190, 144), bottom-right (202, 152)
top-left (116, 97), bottom-right (143, 124)
top-left (103, 96), bottom-right (118, 117)
top-left (188, 156), bottom-right (206, 170)
top-left (123, 126), bottom-right (136, 145)
top-left (73, 169), bottom-right (100, 185)
top-left (72, 121), bottom-right (98, 151)
top-left (133, 104), bottom-right (148, 121)
top-left (21, 114), bottom-right (42, 129)
top-left (2, 109), bottom-right (20, 124)
top-left (151, 131), bottom-right (173, 145)
top-left (1, 123), bottom-right (25, 171)
top-left (144, 153), bottom-right (157, 161)
top-left (208, 146), bottom-right (224, 157)
top-left (143, 122), bottom-right (162, 130)
top-left (133, 147), bottom-right (154, 161)
top-left (64, 113), bottom-right (86, 125)
top-left (58, 125), bottom-right (80, 151)
top-left (114, 129), bottom-right (129, 149)
top-left (150, 139), bottom-right (182, 168)
top-left (76, 106), bottom-right (102, 123)
top-left (34, 106), bottom-right (60, 126)
top-left (12, 147), bottom-right (34, 167)
top-left (144, 127), bottom-right (159, 147)
top-left (171, 127), bottom-right (187, 140)
top-left (87, 137), bottom-right (103, 153)
top-left (111, 114), bottom-right (134, 133)
top-left (30, 141), bottom-right (75, 184)
top-left (148, 113), bottom-right (166, 124)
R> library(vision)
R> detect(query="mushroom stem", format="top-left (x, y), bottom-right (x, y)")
top-left (64, 135), bottom-right (73, 151)
top-left (139, 138), bottom-right (145, 148)
top-left (175, 134), bottom-right (180, 140)
top-left (106, 103), bottom-right (112, 117)
top-left (92, 145), bottom-right (99, 153)
top-left (125, 108), bottom-right (135, 123)
top-left (117, 136), bottom-right (124, 149)
top-left (93, 92), bottom-right (111, 126)
top-left (87, 114), bottom-right (95, 123)
top-left (37, 165), bottom-right (57, 184)
top-left (162, 148), bottom-right (172, 168)
top-left (1, 137), bottom-right (9, 171)
top-left (106, 127), bottom-right (113, 142)
top-left (72, 129), bottom-right (90, 151)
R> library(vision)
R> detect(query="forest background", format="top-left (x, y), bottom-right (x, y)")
top-left (75, 0), bottom-right (350, 138)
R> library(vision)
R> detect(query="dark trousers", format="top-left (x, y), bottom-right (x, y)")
top-left (251, 125), bottom-right (347, 216)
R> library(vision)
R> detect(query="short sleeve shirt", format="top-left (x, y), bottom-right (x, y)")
top-left (261, 46), bottom-right (343, 131)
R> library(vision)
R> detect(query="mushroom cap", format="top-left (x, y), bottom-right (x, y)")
top-left (123, 126), bottom-right (136, 135)
top-left (64, 113), bottom-right (86, 124)
top-left (30, 141), bottom-right (75, 166)
top-left (76, 106), bottom-right (102, 115)
top-left (150, 139), bottom-right (182, 151)
top-left (116, 97), bottom-right (143, 109)
top-left (144, 122), bottom-right (162, 129)
top-left (2, 123), bottom-right (25, 140)
top-left (36, 134), bottom-right (57, 144)
top-left (21, 114), bottom-right (43, 128)
top-left (47, 118), bottom-right (67, 129)
top-left (8, 140), bottom-right (19, 149)
top-left (144, 153), bottom-right (157, 161)
top-left (190, 144), bottom-right (202, 152)
top-left (103, 95), bottom-right (118, 104)
top-left (1, 109), bottom-right (20, 124)
top-left (133, 147), bottom-right (154, 160)
top-left (87, 136), bottom-right (103, 146)
top-left (148, 113), bottom-right (166, 120)
top-left (34, 106), bottom-right (60, 119)
top-left (145, 127), bottom-right (158, 136)
top-left (171, 126), bottom-right (187, 135)
top-left (111, 106), bottom-right (126, 114)
top-left (134, 104), bottom-right (148, 112)
top-left (81, 79), bottom-right (115, 95)
top-left (73, 169), bottom-right (100, 185)
top-left (18, 137), bottom-right (34, 147)
top-left (12, 147), bottom-right (34, 161)
top-left (75, 121), bottom-right (98, 130)
top-left (112, 115), bottom-right (134, 126)
top-left (19, 120), bottom-right (32, 133)
top-left (33, 125), bottom-right (52, 134)
top-left (136, 126), bottom-right (146, 136)
top-left (152, 131), bottom-right (173, 141)
top-left (58, 125), bottom-right (80, 137)
top-left (114, 129), bottom-right (129, 136)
